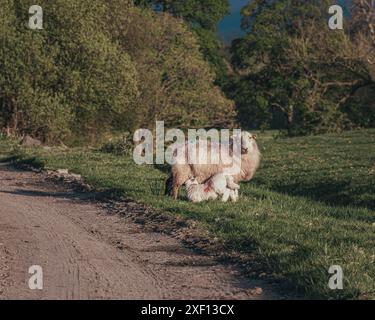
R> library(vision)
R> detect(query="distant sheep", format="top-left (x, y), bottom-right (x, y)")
top-left (165, 131), bottom-right (261, 199)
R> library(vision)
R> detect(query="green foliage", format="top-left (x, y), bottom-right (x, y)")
top-left (134, 0), bottom-right (229, 31)
top-left (228, 0), bottom-right (375, 135)
top-left (1, 0), bottom-right (235, 144)
top-left (99, 133), bottom-right (133, 156)
top-left (343, 87), bottom-right (375, 127)
top-left (134, 0), bottom-right (230, 81)
top-left (116, 9), bottom-right (235, 128)
top-left (0, 0), bottom-right (139, 143)
top-left (0, 1), bottom-right (236, 144)
top-left (193, 27), bottom-right (228, 83)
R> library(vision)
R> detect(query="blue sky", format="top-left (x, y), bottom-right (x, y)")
top-left (218, 0), bottom-right (352, 44)
top-left (218, 0), bottom-right (248, 44)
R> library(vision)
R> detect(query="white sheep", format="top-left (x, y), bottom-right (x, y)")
top-left (165, 131), bottom-right (261, 199)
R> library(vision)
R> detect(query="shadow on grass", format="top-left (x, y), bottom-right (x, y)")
top-left (0, 155), bottom-right (45, 169)
top-left (254, 178), bottom-right (375, 211)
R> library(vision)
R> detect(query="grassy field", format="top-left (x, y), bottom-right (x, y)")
top-left (0, 130), bottom-right (374, 299)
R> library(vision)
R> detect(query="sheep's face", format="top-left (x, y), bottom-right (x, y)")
top-left (240, 132), bottom-right (257, 154)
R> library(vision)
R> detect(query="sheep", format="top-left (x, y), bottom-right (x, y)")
top-left (185, 173), bottom-right (240, 203)
top-left (165, 131), bottom-right (261, 199)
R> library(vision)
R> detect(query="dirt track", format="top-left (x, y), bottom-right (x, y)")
top-left (0, 162), bottom-right (280, 300)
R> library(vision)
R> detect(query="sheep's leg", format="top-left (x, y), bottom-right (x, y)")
top-left (209, 192), bottom-right (218, 201)
top-left (165, 175), bottom-right (173, 196)
top-left (172, 184), bottom-right (181, 200)
top-left (226, 176), bottom-right (240, 190)
top-left (230, 190), bottom-right (239, 202)
top-left (228, 182), bottom-right (240, 190)
top-left (222, 189), bottom-right (230, 202)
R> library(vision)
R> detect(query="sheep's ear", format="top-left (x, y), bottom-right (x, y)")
top-left (252, 134), bottom-right (257, 140)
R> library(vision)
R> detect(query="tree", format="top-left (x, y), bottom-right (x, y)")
top-left (351, 0), bottom-right (375, 70)
top-left (0, 0), bottom-right (235, 143)
top-left (0, 0), bottom-right (138, 143)
top-left (134, 0), bottom-right (230, 81)
top-left (351, 0), bottom-right (375, 41)
top-left (345, 0), bottom-right (375, 127)
top-left (115, 8), bottom-right (236, 129)
top-left (134, 0), bottom-right (229, 30)
top-left (228, 0), bottom-right (375, 134)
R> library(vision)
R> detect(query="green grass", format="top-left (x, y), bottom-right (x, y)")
top-left (0, 130), bottom-right (374, 299)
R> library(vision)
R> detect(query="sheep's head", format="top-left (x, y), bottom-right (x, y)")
top-left (241, 131), bottom-right (257, 154)
top-left (231, 131), bottom-right (258, 155)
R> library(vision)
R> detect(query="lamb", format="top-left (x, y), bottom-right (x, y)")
top-left (165, 131), bottom-right (261, 199)
top-left (185, 174), bottom-right (240, 203)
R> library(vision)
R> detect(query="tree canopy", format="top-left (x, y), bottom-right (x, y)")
top-left (226, 0), bottom-right (375, 134)
top-left (0, 0), bottom-right (235, 143)
top-left (134, 0), bottom-right (230, 81)
top-left (134, 0), bottom-right (229, 30)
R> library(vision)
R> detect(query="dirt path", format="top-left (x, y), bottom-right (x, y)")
top-left (0, 163), bottom-right (280, 300)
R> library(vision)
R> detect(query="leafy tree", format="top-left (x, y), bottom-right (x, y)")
top-left (134, 0), bottom-right (229, 30)
top-left (1, 0), bottom-right (235, 143)
top-left (346, 0), bottom-right (375, 127)
top-left (115, 8), bottom-right (236, 128)
top-left (228, 0), bottom-right (375, 134)
top-left (351, 0), bottom-right (375, 42)
top-left (134, 0), bottom-right (230, 80)
top-left (0, 0), bottom-right (138, 143)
